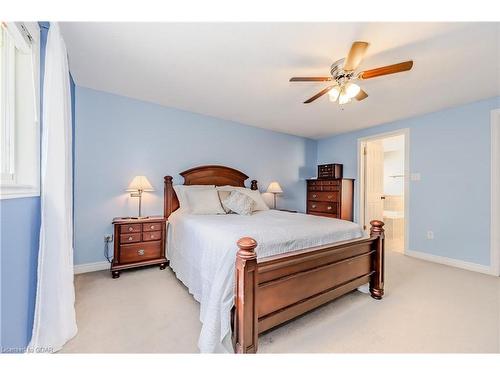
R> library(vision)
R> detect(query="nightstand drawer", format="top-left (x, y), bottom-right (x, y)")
top-left (143, 231), bottom-right (161, 241)
top-left (143, 222), bottom-right (163, 232)
top-left (120, 233), bottom-right (141, 243)
top-left (120, 223), bottom-right (142, 233)
top-left (120, 241), bottom-right (162, 263)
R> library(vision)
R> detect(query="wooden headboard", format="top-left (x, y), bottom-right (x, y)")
top-left (164, 165), bottom-right (258, 218)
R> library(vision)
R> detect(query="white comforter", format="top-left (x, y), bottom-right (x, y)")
top-left (167, 209), bottom-right (364, 353)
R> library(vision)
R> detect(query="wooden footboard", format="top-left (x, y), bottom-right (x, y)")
top-left (233, 220), bottom-right (385, 354)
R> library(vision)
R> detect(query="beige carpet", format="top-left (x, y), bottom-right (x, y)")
top-left (61, 251), bottom-right (500, 353)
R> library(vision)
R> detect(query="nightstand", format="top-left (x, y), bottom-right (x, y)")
top-left (111, 216), bottom-right (168, 278)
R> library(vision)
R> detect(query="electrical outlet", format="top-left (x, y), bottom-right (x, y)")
top-left (426, 230), bottom-right (434, 240)
top-left (104, 234), bottom-right (113, 242)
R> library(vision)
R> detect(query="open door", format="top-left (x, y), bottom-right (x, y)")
top-left (360, 132), bottom-right (407, 253)
top-left (363, 140), bottom-right (385, 232)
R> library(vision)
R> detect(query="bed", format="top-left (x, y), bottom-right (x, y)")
top-left (164, 165), bottom-right (385, 353)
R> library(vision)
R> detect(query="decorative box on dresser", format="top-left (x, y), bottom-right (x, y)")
top-left (306, 178), bottom-right (354, 221)
top-left (111, 216), bottom-right (168, 278)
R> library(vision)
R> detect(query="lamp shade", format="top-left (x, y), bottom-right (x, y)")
top-left (126, 176), bottom-right (154, 192)
top-left (266, 181), bottom-right (283, 194)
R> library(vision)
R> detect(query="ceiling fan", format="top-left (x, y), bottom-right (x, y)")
top-left (289, 41), bottom-right (413, 105)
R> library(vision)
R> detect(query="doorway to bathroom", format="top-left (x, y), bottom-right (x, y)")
top-left (359, 130), bottom-right (409, 253)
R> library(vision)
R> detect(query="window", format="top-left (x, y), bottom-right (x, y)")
top-left (0, 22), bottom-right (40, 199)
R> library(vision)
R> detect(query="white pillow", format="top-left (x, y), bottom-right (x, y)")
top-left (222, 190), bottom-right (255, 215)
top-left (185, 188), bottom-right (225, 215)
top-left (216, 186), bottom-right (269, 211)
top-left (173, 185), bottom-right (215, 212)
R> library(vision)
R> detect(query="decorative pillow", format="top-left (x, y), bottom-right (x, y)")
top-left (217, 190), bottom-right (232, 213)
top-left (222, 190), bottom-right (255, 215)
top-left (216, 186), bottom-right (269, 211)
top-left (173, 185), bottom-right (215, 212)
top-left (185, 188), bottom-right (226, 215)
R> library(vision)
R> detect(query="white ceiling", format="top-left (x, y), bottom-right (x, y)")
top-left (60, 22), bottom-right (500, 139)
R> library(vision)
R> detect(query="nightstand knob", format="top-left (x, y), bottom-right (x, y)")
top-left (137, 249), bottom-right (145, 256)
top-left (328, 195), bottom-right (333, 199)
top-left (312, 204), bottom-right (316, 209)
top-left (128, 236), bottom-right (133, 241)
top-left (150, 225), bottom-right (155, 229)
top-left (150, 234), bottom-right (155, 239)
top-left (327, 206), bottom-right (332, 210)
top-left (128, 226), bottom-right (134, 232)
top-left (312, 194), bottom-right (317, 198)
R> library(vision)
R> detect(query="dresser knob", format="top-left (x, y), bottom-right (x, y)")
top-left (138, 249), bottom-right (145, 256)
top-left (312, 204), bottom-right (316, 209)
top-left (312, 194), bottom-right (317, 198)
top-left (150, 225), bottom-right (155, 229)
top-left (128, 236), bottom-right (133, 241)
top-left (327, 206), bottom-right (332, 210)
top-left (150, 234), bottom-right (155, 239)
top-left (328, 195), bottom-right (333, 199)
top-left (128, 227), bottom-right (133, 232)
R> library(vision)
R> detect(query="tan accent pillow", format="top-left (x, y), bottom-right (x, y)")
top-left (222, 190), bottom-right (255, 215)
top-left (217, 190), bottom-right (232, 213)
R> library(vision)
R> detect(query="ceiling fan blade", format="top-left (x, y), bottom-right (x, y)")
top-left (290, 77), bottom-right (332, 82)
top-left (304, 86), bottom-right (333, 103)
top-left (355, 89), bottom-right (368, 101)
top-left (343, 41), bottom-right (370, 71)
top-left (359, 60), bottom-right (414, 80)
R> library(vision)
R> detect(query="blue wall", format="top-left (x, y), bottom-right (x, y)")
top-left (0, 198), bottom-right (41, 350)
top-left (317, 96), bottom-right (500, 266)
top-left (74, 87), bottom-right (317, 265)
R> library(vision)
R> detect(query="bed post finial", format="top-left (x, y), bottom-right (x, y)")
top-left (369, 220), bottom-right (385, 300)
top-left (234, 237), bottom-right (258, 354)
top-left (250, 180), bottom-right (258, 191)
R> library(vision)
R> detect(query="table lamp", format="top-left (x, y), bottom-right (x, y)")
top-left (266, 181), bottom-right (283, 209)
top-left (126, 175), bottom-right (154, 218)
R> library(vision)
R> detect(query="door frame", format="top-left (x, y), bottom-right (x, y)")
top-left (491, 109), bottom-right (500, 276)
top-left (358, 128), bottom-right (410, 254)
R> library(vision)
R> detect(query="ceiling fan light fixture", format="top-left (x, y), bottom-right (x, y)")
top-left (328, 86), bottom-right (340, 102)
top-left (344, 82), bottom-right (361, 99)
top-left (338, 93), bottom-right (350, 105)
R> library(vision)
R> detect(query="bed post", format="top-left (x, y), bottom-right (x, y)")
top-left (369, 220), bottom-right (385, 300)
top-left (164, 176), bottom-right (173, 218)
top-left (234, 237), bottom-right (258, 354)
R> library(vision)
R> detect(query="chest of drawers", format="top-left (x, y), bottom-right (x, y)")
top-left (111, 216), bottom-right (168, 278)
top-left (306, 179), bottom-right (354, 221)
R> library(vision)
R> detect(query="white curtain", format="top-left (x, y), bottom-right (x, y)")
top-left (29, 23), bottom-right (77, 352)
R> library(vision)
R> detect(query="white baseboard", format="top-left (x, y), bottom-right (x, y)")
top-left (74, 261), bottom-right (110, 274)
top-left (405, 249), bottom-right (496, 276)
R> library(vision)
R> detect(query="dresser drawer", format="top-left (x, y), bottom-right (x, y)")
top-left (120, 233), bottom-right (141, 244)
top-left (120, 223), bottom-right (142, 233)
top-left (143, 222), bottom-right (163, 232)
top-left (143, 231), bottom-right (161, 241)
top-left (308, 191), bottom-right (339, 202)
top-left (307, 181), bottom-right (340, 192)
top-left (308, 201), bottom-right (337, 214)
top-left (120, 241), bottom-right (162, 263)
